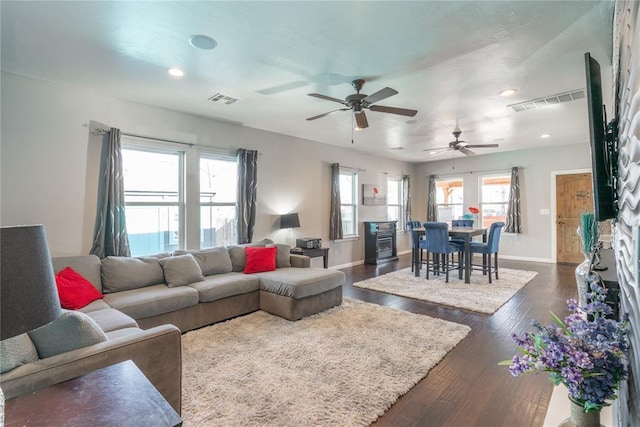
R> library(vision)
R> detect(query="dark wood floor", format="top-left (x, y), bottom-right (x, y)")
top-left (340, 253), bottom-right (579, 427)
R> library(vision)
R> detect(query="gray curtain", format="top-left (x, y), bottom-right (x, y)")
top-left (236, 148), bottom-right (258, 244)
top-left (505, 166), bottom-right (522, 233)
top-left (90, 127), bottom-right (131, 258)
top-left (402, 175), bottom-right (411, 229)
top-left (427, 174), bottom-right (438, 221)
top-left (329, 163), bottom-right (343, 240)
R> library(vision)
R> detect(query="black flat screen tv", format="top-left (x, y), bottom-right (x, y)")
top-left (584, 52), bottom-right (617, 221)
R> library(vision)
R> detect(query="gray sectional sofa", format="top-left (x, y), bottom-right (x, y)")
top-left (0, 241), bottom-right (345, 415)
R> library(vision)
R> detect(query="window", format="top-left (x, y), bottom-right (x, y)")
top-left (387, 178), bottom-right (404, 229)
top-left (340, 169), bottom-right (358, 237)
top-left (200, 156), bottom-right (238, 247)
top-left (480, 174), bottom-right (511, 228)
top-left (122, 146), bottom-right (184, 256)
top-left (435, 177), bottom-right (464, 223)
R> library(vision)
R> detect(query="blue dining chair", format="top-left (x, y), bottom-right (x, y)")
top-left (450, 219), bottom-right (474, 247)
top-left (469, 222), bottom-right (505, 283)
top-left (422, 222), bottom-right (462, 283)
top-left (407, 220), bottom-right (427, 272)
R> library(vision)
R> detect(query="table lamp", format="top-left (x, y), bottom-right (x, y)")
top-left (280, 213), bottom-right (300, 229)
top-left (1, 225), bottom-right (62, 340)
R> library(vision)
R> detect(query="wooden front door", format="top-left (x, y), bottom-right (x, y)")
top-left (556, 173), bottom-right (593, 263)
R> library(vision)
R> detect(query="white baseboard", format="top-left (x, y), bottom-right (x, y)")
top-left (499, 254), bottom-right (554, 263)
top-left (331, 259), bottom-right (365, 270)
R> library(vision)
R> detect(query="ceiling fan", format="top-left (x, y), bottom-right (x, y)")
top-left (423, 127), bottom-right (499, 157)
top-left (306, 79), bottom-right (417, 129)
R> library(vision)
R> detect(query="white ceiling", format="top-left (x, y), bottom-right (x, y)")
top-left (1, 1), bottom-right (614, 163)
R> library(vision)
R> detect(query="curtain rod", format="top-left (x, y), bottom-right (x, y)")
top-left (83, 124), bottom-right (195, 147)
top-left (338, 164), bottom-right (366, 172)
top-left (434, 166), bottom-right (521, 178)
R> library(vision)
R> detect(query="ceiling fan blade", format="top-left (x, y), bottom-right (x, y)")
top-left (465, 144), bottom-right (500, 148)
top-left (421, 146), bottom-right (450, 152)
top-left (459, 147), bottom-right (476, 156)
top-left (306, 108), bottom-right (350, 121)
top-left (307, 93), bottom-right (347, 105)
top-left (362, 87), bottom-right (398, 105)
top-left (368, 105), bottom-right (418, 117)
top-left (355, 111), bottom-right (369, 129)
top-left (427, 148), bottom-right (453, 157)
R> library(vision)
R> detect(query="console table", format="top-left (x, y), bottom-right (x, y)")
top-left (290, 247), bottom-right (329, 268)
top-left (4, 360), bottom-right (182, 427)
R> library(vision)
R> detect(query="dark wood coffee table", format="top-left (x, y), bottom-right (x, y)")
top-left (4, 360), bottom-right (182, 427)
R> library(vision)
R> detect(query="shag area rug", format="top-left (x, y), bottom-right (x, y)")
top-left (353, 267), bottom-right (538, 314)
top-left (181, 298), bottom-right (470, 426)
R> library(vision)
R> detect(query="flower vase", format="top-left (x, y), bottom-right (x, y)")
top-left (574, 252), bottom-right (594, 308)
top-left (558, 397), bottom-right (602, 427)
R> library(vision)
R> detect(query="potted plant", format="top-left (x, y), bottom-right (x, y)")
top-left (500, 280), bottom-right (629, 426)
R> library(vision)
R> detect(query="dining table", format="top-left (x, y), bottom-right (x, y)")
top-left (413, 226), bottom-right (487, 284)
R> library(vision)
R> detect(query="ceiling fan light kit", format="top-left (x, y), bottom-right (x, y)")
top-left (306, 79), bottom-right (417, 130)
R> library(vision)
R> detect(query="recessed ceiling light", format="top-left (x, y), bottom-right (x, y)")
top-left (167, 68), bottom-right (184, 77)
top-left (405, 119), bottom-right (418, 125)
top-left (189, 35), bottom-right (218, 50)
top-left (540, 133), bottom-right (551, 138)
top-left (354, 127), bottom-right (364, 131)
top-left (499, 88), bottom-right (517, 97)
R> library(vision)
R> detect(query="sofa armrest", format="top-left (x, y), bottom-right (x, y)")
top-left (290, 254), bottom-right (310, 268)
top-left (0, 324), bottom-right (182, 414)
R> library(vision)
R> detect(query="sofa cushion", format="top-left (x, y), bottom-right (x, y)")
top-left (174, 247), bottom-right (233, 276)
top-left (55, 267), bottom-right (104, 310)
top-left (102, 284), bottom-right (199, 319)
top-left (255, 267), bottom-right (345, 299)
top-left (101, 256), bottom-right (165, 293)
top-left (84, 308), bottom-right (138, 333)
top-left (188, 273), bottom-right (260, 303)
top-left (52, 255), bottom-right (103, 292)
top-left (0, 334), bottom-right (39, 374)
top-left (267, 244), bottom-right (291, 268)
top-left (159, 253), bottom-right (204, 287)
top-left (78, 299), bottom-right (111, 313)
top-left (244, 246), bottom-right (277, 274)
top-left (227, 238), bottom-right (274, 272)
top-left (28, 310), bottom-right (108, 359)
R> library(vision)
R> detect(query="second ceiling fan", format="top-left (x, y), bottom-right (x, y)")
top-left (424, 127), bottom-right (499, 157)
top-left (306, 79), bottom-right (417, 129)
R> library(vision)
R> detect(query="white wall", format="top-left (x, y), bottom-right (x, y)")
top-left (0, 72), bottom-right (416, 267)
top-left (1, 72), bottom-right (592, 265)
top-left (412, 143), bottom-right (592, 262)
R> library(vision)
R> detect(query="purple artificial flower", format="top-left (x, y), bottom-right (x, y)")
top-left (502, 281), bottom-right (630, 413)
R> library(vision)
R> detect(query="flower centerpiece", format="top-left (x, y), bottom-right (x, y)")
top-left (462, 206), bottom-right (480, 224)
top-left (500, 281), bottom-right (629, 421)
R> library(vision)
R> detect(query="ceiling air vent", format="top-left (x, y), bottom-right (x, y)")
top-left (208, 93), bottom-right (239, 105)
top-left (508, 89), bottom-right (584, 112)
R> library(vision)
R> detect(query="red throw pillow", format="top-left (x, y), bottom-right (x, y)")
top-left (55, 267), bottom-right (103, 310)
top-left (244, 246), bottom-right (277, 274)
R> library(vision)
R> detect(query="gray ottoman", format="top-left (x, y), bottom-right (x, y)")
top-left (255, 268), bottom-right (345, 320)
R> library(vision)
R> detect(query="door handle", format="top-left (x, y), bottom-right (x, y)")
top-left (558, 221), bottom-right (565, 225)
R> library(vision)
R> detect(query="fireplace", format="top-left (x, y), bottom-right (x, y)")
top-left (364, 221), bottom-right (398, 264)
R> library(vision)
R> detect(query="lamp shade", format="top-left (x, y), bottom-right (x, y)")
top-left (1, 225), bottom-right (62, 340)
top-left (280, 213), bottom-right (300, 229)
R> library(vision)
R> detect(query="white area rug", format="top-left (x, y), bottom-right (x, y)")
top-left (181, 298), bottom-right (470, 426)
top-left (353, 267), bottom-right (538, 314)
